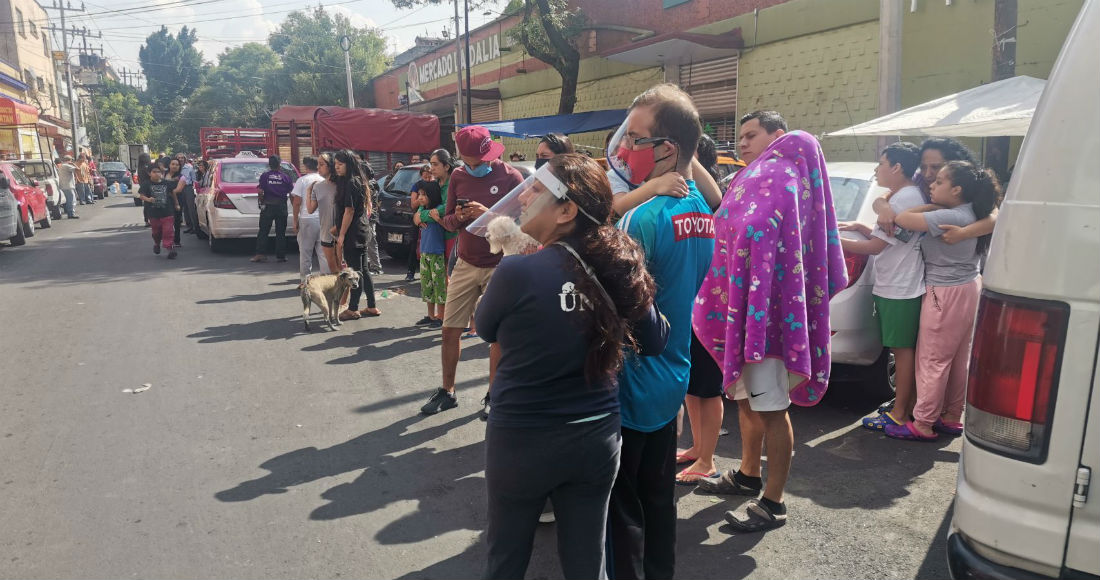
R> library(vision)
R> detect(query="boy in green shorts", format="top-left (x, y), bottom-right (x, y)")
top-left (839, 142), bottom-right (925, 429)
top-left (412, 181), bottom-right (447, 327)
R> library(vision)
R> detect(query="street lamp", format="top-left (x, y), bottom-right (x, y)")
top-left (340, 34), bottom-right (355, 108)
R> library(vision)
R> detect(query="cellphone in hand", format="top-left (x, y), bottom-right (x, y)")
top-left (456, 198), bottom-right (471, 207)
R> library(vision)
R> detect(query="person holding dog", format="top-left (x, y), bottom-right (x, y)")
top-left (419, 126), bottom-right (523, 418)
top-left (333, 149), bottom-right (381, 320)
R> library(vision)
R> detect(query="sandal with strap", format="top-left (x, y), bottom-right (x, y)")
top-left (338, 310), bottom-right (361, 321)
top-left (676, 468), bottom-right (719, 486)
top-left (724, 498), bottom-right (787, 533)
top-left (933, 418), bottom-right (964, 436)
top-left (884, 421), bottom-right (938, 442)
top-left (696, 469), bottom-right (762, 497)
top-left (862, 411), bottom-right (904, 431)
top-left (675, 451), bottom-right (699, 465)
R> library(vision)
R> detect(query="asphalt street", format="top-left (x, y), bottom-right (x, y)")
top-left (0, 197), bottom-right (959, 579)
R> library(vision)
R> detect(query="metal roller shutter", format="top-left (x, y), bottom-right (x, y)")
top-left (680, 55), bottom-right (738, 117)
top-left (470, 102), bottom-right (500, 125)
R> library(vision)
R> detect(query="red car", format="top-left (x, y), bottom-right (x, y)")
top-left (91, 168), bottom-right (108, 199)
top-left (1, 162), bottom-right (53, 237)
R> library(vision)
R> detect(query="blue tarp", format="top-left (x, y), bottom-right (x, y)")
top-left (460, 109), bottom-right (628, 139)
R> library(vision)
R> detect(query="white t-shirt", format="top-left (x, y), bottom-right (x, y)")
top-left (607, 169), bottom-right (632, 195)
top-left (291, 173), bottom-right (325, 219)
top-left (869, 185), bottom-right (926, 300)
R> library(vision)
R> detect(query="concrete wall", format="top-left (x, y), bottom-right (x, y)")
top-left (737, 21), bottom-right (881, 162)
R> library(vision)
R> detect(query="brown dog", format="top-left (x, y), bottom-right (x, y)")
top-left (301, 268), bottom-right (361, 331)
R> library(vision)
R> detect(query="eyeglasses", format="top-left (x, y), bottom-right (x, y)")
top-left (626, 136), bottom-right (671, 149)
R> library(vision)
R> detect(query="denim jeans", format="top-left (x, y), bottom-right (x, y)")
top-left (62, 188), bottom-right (76, 217)
top-left (256, 202), bottom-right (288, 258)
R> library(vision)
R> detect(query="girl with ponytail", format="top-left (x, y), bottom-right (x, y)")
top-left (473, 153), bottom-right (668, 579)
top-left (887, 161), bottom-right (1001, 442)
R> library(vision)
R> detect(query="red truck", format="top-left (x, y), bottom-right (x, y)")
top-left (270, 106), bottom-right (440, 173)
top-left (200, 127), bottom-right (272, 160)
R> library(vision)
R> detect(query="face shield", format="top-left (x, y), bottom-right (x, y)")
top-left (467, 163), bottom-right (571, 239)
top-left (605, 117), bottom-right (674, 187)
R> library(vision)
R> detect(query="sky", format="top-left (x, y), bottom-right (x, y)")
top-left (48, 0), bottom-right (507, 87)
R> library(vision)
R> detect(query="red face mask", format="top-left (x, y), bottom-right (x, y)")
top-left (616, 144), bottom-right (674, 186)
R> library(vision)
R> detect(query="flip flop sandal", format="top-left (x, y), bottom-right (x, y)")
top-left (359, 308), bottom-right (382, 317)
top-left (338, 310), bottom-right (361, 321)
top-left (724, 499), bottom-right (787, 533)
top-left (675, 451), bottom-right (699, 465)
top-left (884, 421), bottom-right (938, 442)
top-left (862, 411), bottom-right (904, 431)
top-left (462, 331), bottom-right (479, 339)
top-left (696, 469), bottom-right (762, 497)
top-left (676, 468), bottom-right (719, 486)
top-left (933, 418), bottom-right (964, 436)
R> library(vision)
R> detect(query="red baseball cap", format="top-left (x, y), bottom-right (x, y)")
top-left (455, 125), bottom-right (505, 162)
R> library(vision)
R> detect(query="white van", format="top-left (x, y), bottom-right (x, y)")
top-left (948, 1), bottom-right (1099, 578)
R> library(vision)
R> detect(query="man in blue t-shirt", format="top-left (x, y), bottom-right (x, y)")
top-left (610, 84), bottom-right (716, 580)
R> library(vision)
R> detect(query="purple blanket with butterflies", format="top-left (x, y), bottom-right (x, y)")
top-left (692, 131), bottom-right (848, 406)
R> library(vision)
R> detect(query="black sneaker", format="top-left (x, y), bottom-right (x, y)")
top-left (167, 251), bottom-right (178, 260)
top-left (479, 393), bottom-right (491, 421)
top-left (405, 272), bottom-right (416, 282)
top-left (153, 245), bottom-right (161, 254)
top-left (420, 388), bottom-right (457, 415)
top-left (429, 319), bottom-right (443, 329)
top-left (415, 316), bottom-right (434, 325)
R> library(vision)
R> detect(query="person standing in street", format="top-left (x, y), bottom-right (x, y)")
top-left (534, 132), bottom-right (574, 169)
top-left (694, 123), bottom-right (848, 533)
top-left (76, 154), bottom-right (94, 204)
top-left (164, 158), bottom-right (189, 248)
top-left (359, 157), bottom-right (384, 275)
top-left (333, 149), bottom-right (381, 320)
top-left (405, 165), bottom-right (433, 281)
top-left (251, 155), bottom-right (293, 263)
top-left (474, 154), bottom-right (667, 580)
top-left (412, 179), bottom-right (446, 327)
top-left (139, 165), bottom-right (180, 260)
top-left (176, 153), bottom-right (198, 235)
top-left (420, 148), bottom-right (459, 271)
top-left (419, 126), bottom-right (523, 418)
top-left (55, 157), bottom-right (78, 219)
top-left (604, 84), bottom-right (716, 580)
top-left (291, 156), bottom-right (327, 287)
top-left (308, 152), bottom-right (341, 274)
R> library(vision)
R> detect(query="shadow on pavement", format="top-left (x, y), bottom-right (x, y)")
top-left (187, 316), bottom-right (305, 343)
top-left (351, 375), bottom-right (490, 414)
top-left (915, 502), bottom-right (953, 580)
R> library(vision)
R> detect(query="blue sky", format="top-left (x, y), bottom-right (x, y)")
top-left (54, 0), bottom-right (506, 86)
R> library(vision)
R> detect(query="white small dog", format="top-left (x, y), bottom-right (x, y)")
top-left (486, 216), bottom-right (540, 256)
top-left (300, 268), bottom-right (361, 331)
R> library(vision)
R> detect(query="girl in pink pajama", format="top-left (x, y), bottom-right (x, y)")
top-left (886, 161), bottom-right (1000, 441)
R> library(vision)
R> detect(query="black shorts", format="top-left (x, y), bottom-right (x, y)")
top-left (688, 332), bottom-right (725, 399)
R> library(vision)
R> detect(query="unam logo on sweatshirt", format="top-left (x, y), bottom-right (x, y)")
top-left (671, 212), bottom-right (715, 242)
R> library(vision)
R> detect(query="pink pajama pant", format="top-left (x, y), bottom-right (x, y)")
top-left (913, 277), bottom-right (981, 429)
top-left (150, 216), bottom-right (174, 250)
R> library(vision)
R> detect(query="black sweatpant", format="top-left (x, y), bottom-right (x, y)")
top-left (256, 202), bottom-right (288, 259)
top-left (608, 420), bottom-right (678, 580)
top-left (343, 244), bottom-right (376, 311)
top-left (485, 414), bottom-right (621, 580)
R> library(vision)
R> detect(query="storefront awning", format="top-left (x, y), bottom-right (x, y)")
top-left (602, 31), bottom-right (743, 66)
top-left (460, 109), bottom-right (629, 139)
top-left (0, 96), bottom-right (39, 127)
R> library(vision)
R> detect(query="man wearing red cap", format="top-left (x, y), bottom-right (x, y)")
top-left (420, 126), bottom-right (524, 417)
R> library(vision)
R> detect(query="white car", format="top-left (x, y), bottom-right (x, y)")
top-left (15, 159), bottom-right (63, 220)
top-left (195, 155), bottom-right (299, 252)
top-left (949, 2), bottom-right (1098, 578)
top-left (0, 185), bottom-right (22, 244)
top-left (825, 162), bottom-right (894, 399)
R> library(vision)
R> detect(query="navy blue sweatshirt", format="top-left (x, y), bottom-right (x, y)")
top-left (475, 244), bottom-right (669, 428)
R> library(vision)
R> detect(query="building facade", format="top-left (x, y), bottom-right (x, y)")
top-left (371, 0), bottom-right (1084, 163)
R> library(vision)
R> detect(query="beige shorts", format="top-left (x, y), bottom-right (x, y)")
top-left (443, 258), bottom-right (495, 328)
top-left (728, 357), bottom-right (793, 412)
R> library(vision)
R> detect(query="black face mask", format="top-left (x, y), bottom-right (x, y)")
top-left (534, 158), bottom-right (549, 170)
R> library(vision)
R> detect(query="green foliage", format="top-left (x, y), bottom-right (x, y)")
top-left (268, 6), bottom-right (390, 106)
top-left (138, 26), bottom-right (206, 120)
top-left (89, 82), bottom-right (155, 157)
top-left (508, 0), bottom-right (584, 114)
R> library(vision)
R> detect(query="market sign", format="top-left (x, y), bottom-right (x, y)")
top-left (52, 51), bottom-right (66, 61)
top-left (411, 33), bottom-right (506, 87)
top-left (0, 97), bottom-right (39, 126)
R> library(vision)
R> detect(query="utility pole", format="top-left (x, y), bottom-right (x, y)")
top-left (43, 2), bottom-right (95, 156)
top-left (985, 0), bottom-right (1017, 181)
top-left (877, 0), bottom-right (902, 159)
top-left (340, 34), bottom-right (355, 108)
top-left (463, 0), bottom-right (472, 124)
top-left (453, 0), bottom-right (463, 125)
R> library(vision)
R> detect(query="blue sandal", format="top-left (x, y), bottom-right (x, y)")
top-left (862, 411), bottom-right (903, 431)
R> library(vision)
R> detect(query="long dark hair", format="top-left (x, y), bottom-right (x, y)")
top-left (548, 153), bottom-right (657, 385)
top-left (539, 132), bottom-right (574, 155)
top-left (137, 152), bottom-right (153, 184)
top-left (333, 149), bottom-right (369, 213)
top-left (167, 158), bottom-right (182, 179)
top-left (941, 161), bottom-right (1001, 255)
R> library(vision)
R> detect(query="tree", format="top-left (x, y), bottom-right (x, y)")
top-left (88, 81), bottom-right (155, 158)
top-left (174, 43), bottom-right (283, 151)
top-left (139, 26), bottom-right (206, 120)
top-left (268, 6), bottom-right (390, 107)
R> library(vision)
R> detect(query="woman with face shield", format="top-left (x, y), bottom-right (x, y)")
top-left (469, 154), bottom-right (669, 580)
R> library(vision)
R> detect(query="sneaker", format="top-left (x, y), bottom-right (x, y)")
top-left (167, 251), bottom-right (178, 260)
top-left (429, 319), bottom-right (443, 329)
top-left (153, 245), bottom-right (161, 255)
top-left (479, 393), bottom-right (491, 421)
top-left (415, 316), bottom-right (434, 325)
top-left (370, 268), bottom-right (384, 275)
top-left (405, 272), bottom-right (416, 282)
top-left (420, 388), bottom-right (458, 415)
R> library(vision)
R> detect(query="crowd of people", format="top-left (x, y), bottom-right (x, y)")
top-left (52, 152), bottom-right (99, 220)
top-left (133, 152), bottom-right (202, 259)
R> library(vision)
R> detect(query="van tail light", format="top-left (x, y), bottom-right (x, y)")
top-left (965, 291), bottom-right (1069, 463)
top-left (843, 253), bottom-right (867, 289)
top-left (213, 190), bottom-right (236, 210)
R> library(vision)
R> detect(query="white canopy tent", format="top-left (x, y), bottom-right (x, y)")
top-left (826, 76), bottom-right (1047, 138)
